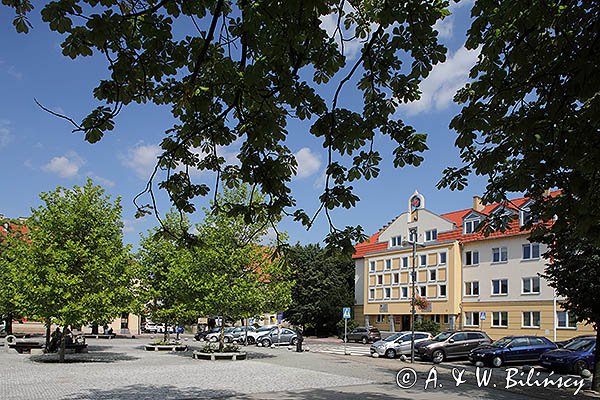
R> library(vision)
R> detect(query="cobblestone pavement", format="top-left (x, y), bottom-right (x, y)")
top-left (0, 337), bottom-right (597, 399)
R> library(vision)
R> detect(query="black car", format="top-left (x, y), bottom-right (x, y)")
top-left (555, 335), bottom-right (595, 348)
top-left (194, 327), bottom-right (220, 341)
top-left (469, 336), bottom-right (557, 367)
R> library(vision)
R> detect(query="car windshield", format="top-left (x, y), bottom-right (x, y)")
top-left (565, 339), bottom-right (595, 352)
top-left (384, 333), bottom-right (405, 342)
top-left (492, 337), bottom-right (513, 348)
top-left (256, 327), bottom-right (273, 332)
top-left (432, 331), bottom-right (453, 342)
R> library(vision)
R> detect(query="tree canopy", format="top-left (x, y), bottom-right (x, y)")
top-left (4, 0), bottom-right (451, 251)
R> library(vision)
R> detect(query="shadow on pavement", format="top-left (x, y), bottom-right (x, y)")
top-left (69, 384), bottom-right (240, 399)
top-left (30, 352), bottom-right (139, 363)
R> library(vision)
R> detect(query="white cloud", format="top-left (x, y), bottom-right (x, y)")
top-left (400, 45), bottom-right (481, 116)
top-left (122, 144), bottom-right (162, 179)
top-left (123, 215), bottom-right (148, 233)
top-left (88, 173), bottom-right (115, 188)
top-left (294, 147), bottom-right (321, 179)
top-left (42, 152), bottom-right (85, 178)
top-left (434, 0), bottom-right (475, 41)
top-left (0, 120), bottom-right (12, 147)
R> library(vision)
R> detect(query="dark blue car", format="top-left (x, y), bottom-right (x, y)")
top-left (468, 336), bottom-right (557, 367)
top-left (539, 337), bottom-right (596, 375)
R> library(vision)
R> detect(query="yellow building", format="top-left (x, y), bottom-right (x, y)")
top-left (353, 191), bottom-right (595, 341)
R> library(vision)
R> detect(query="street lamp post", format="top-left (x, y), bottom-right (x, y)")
top-left (404, 232), bottom-right (425, 364)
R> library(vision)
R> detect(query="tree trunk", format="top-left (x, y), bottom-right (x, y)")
top-left (44, 320), bottom-right (51, 350)
top-left (218, 320), bottom-right (225, 352)
top-left (4, 313), bottom-right (13, 335)
top-left (91, 323), bottom-right (99, 335)
top-left (59, 325), bottom-right (66, 363)
top-left (163, 322), bottom-right (168, 343)
top-left (592, 326), bottom-right (600, 392)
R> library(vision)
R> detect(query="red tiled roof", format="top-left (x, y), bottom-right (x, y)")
top-left (353, 191), bottom-right (560, 259)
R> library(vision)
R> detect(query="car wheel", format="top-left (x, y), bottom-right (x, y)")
top-left (291, 337), bottom-right (298, 346)
top-left (432, 350), bottom-right (445, 364)
top-left (492, 356), bottom-right (503, 368)
top-left (385, 349), bottom-right (396, 359)
top-left (262, 339), bottom-right (271, 347)
top-left (574, 360), bottom-right (588, 375)
top-left (225, 337), bottom-right (232, 343)
top-left (210, 336), bottom-right (218, 342)
top-left (247, 337), bottom-right (255, 345)
top-left (361, 336), bottom-right (368, 344)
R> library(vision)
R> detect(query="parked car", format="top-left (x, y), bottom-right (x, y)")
top-left (555, 335), bottom-right (595, 348)
top-left (195, 327), bottom-right (220, 341)
top-left (142, 322), bottom-right (160, 333)
top-left (417, 330), bottom-right (491, 363)
top-left (370, 331), bottom-right (433, 359)
top-left (539, 337), bottom-right (596, 375)
top-left (346, 327), bottom-right (381, 344)
top-left (244, 325), bottom-right (278, 344)
top-left (468, 336), bottom-right (557, 367)
top-left (205, 327), bottom-right (235, 342)
top-left (225, 326), bottom-right (256, 343)
top-left (256, 327), bottom-right (300, 347)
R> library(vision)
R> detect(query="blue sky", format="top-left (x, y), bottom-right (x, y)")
top-left (0, 1), bottom-right (490, 247)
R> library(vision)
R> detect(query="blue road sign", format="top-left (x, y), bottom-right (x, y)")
top-left (343, 307), bottom-right (351, 319)
top-left (480, 311), bottom-right (486, 321)
top-left (276, 311), bottom-right (284, 324)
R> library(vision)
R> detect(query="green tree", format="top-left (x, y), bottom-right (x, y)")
top-left (18, 180), bottom-right (133, 362)
top-left (4, 0), bottom-right (451, 251)
top-left (190, 185), bottom-right (293, 351)
top-left (284, 244), bottom-right (354, 337)
top-left (438, 1), bottom-right (600, 389)
top-left (136, 211), bottom-right (198, 342)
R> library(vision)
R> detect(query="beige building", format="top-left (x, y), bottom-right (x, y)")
top-left (353, 191), bottom-right (595, 341)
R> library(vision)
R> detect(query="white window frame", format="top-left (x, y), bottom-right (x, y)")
top-left (400, 286), bottom-right (408, 300)
top-left (369, 288), bottom-right (375, 300)
top-left (464, 218), bottom-right (480, 234)
top-left (428, 269), bottom-right (437, 282)
top-left (464, 250), bottom-right (479, 266)
top-left (419, 286), bottom-right (427, 297)
top-left (557, 311), bottom-right (577, 329)
top-left (419, 254), bottom-right (427, 267)
top-left (401, 257), bottom-right (409, 269)
top-left (438, 284), bottom-right (447, 298)
top-left (425, 229), bottom-right (438, 242)
top-left (464, 311), bottom-right (480, 327)
top-left (385, 259), bottom-right (392, 271)
top-left (390, 235), bottom-right (402, 247)
top-left (522, 277), bottom-right (540, 295)
top-left (522, 243), bottom-right (540, 260)
top-left (439, 251), bottom-right (447, 265)
top-left (369, 261), bottom-right (376, 273)
top-left (522, 311), bottom-right (541, 328)
top-left (492, 247), bottom-right (508, 263)
top-left (464, 281), bottom-right (479, 297)
top-left (392, 272), bottom-right (399, 285)
top-left (376, 275), bottom-right (383, 286)
top-left (491, 279), bottom-right (509, 296)
top-left (491, 311), bottom-right (508, 328)
top-left (384, 287), bottom-right (391, 300)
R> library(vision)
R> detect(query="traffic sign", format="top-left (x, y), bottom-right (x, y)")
top-left (343, 307), bottom-right (351, 319)
top-left (276, 311), bottom-right (284, 324)
top-left (480, 311), bottom-right (486, 321)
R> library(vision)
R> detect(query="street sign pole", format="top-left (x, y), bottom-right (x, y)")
top-left (344, 318), bottom-right (347, 355)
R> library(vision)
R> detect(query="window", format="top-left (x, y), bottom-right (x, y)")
top-left (492, 247), bottom-right (508, 263)
top-left (420, 254), bottom-right (427, 267)
top-left (390, 235), bottom-right (402, 247)
top-left (520, 208), bottom-right (539, 226)
top-left (419, 286), bottom-right (427, 297)
top-left (492, 312), bottom-right (508, 327)
top-left (392, 273), bottom-right (399, 285)
top-left (452, 332), bottom-right (469, 341)
top-left (409, 270), bottom-right (416, 283)
top-left (384, 287), bottom-right (391, 299)
top-left (464, 219), bottom-right (480, 234)
top-left (465, 281), bottom-right (479, 296)
top-left (425, 229), bottom-right (438, 242)
top-left (439, 252), bottom-right (447, 265)
top-left (400, 286), bottom-right (408, 299)
top-left (557, 311), bottom-right (577, 329)
top-left (492, 279), bottom-right (509, 295)
top-left (464, 312), bottom-right (480, 327)
top-left (522, 311), bottom-right (541, 328)
top-left (522, 277), bottom-right (540, 294)
top-left (376, 315), bottom-right (385, 323)
top-left (522, 243), bottom-right (540, 260)
top-left (385, 259), bottom-right (391, 270)
top-left (377, 275), bottom-right (383, 285)
top-left (401, 257), bottom-right (409, 269)
top-left (369, 261), bottom-right (376, 272)
top-left (369, 288), bottom-right (375, 300)
top-left (438, 284), bottom-right (447, 298)
top-left (465, 250), bottom-right (479, 266)
top-left (428, 269), bottom-right (437, 282)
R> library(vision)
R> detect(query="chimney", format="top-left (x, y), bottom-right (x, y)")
top-left (473, 196), bottom-right (485, 212)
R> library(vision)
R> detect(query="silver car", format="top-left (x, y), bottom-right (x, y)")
top-left (370, 331), bottom-right (433, 359)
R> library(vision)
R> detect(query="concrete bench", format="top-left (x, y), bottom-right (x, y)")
top-left (83, 334), bottom-right (115, 340)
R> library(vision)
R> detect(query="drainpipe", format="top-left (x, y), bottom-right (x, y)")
top-left (553, 290), bottom-right (557, 342)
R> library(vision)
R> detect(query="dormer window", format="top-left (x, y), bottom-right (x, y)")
top-left (464, 218), bottom-right (480, 234)
top-left (425, 229), bottom-right (437, 242)
top-left (390, 235), bottom-right (402, 247)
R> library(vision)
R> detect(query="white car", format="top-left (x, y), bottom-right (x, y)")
top-left (370, 331), bottom-right (433, 359)
top-left (204, 327), bottom-right (235, 342)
